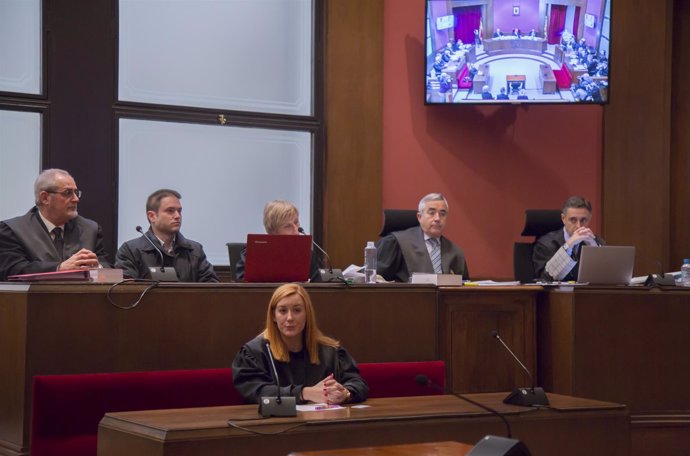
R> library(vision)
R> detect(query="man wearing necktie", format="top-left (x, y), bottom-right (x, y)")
top-left (376, 193), bottom-right (470, 282)
top-left (532, 195), bottom-right (605, 282)
top-left (0, 169), bottom-right (109, 280)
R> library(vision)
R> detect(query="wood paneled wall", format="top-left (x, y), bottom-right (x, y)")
top-left (602, 0), bottom-right (678, 273)
top-left (324, 0), bottom-right (384, 267)
top-left (671, 0), bottom-right (690, 268)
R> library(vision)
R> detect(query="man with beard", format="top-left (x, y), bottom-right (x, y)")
top-left (0, 168), bottom-right (109, 280)
top-left (116, 189), bottom-right (218, 282)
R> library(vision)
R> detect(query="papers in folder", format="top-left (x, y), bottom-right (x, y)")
top-left (410, 273), bottom-right (463, 286)
top-left (464, 280), bottom-right (521, 286)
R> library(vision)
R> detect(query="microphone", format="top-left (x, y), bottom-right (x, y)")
top-left (135, 226), bottom-right (179, 282)
top-left (415, 374), bottom-right (531, 455)
top-left (259, 341), bottom-right (296, 417)
top-left (415, 374), bottom-right (512, 438)
top-left (136, 226), bottom-right (165, 272)
top-left (490, 330), bottom-right (549, 407)
top-left (298, 227), bottom-right (344, 283)
top-left (637, 254), bottom-right (677, 287)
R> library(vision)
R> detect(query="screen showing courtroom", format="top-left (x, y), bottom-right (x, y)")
top-left (425, 0), bottom-right (611, 104)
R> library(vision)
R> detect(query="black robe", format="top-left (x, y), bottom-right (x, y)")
top-left (232, 335), bottom-right (368, 404)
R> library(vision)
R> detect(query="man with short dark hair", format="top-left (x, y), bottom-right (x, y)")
top-left (115, 189), bottom-right (218, 282)
top-left (376, 193), bottom-right (469, 282)
top-left (532, 195), bottom-right (605, 281)
top-left (0, 169), bottom-right (109, 280)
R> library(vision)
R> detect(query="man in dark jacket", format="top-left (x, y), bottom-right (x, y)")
top-left (115, 189), bottom-right (218, 282)
top-left (0, 168), bottom-right (109, 280)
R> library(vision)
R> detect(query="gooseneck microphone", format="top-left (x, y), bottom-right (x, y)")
top-left (298, 227), bottom-right (345, 283)
top-left (415, 374), bottom-right (512, 438)
top-left (490, 330), bottom-right (549, 407)
top-left (414, 374), bottom-right (531, 455)
top-left (259, 341), bottom-right (296, 417)
top-left (135, 226), bottom-right (179, 282)
top-left (298, 227), bottom-right (332, 272)
top-left (136, 225), bottom-right (166, 273)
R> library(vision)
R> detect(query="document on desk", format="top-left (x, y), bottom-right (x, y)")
top-left (464, 280), bottom-right (521, 286)
top-left (297, 403), bottom-right (345, 412)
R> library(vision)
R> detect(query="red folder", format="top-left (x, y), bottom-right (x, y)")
top-left (8, 269), bottom-right (91, 282)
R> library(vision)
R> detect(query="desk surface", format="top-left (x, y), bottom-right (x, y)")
top-left (98, 393), bottom-right (628, 456)
top-left (288, 441), bottom-right (474, 456)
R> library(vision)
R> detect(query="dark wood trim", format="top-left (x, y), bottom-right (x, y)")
top-left (323, 0), bottom-right (384, 266)
top-left (603, 0), bottom-right (674, 275)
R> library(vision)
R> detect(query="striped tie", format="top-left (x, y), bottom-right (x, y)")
top-left (52, 227), bottom-right (64, 261)
top-left (428, 238), bottom-right (442, 274)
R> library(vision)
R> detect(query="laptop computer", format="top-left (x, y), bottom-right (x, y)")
top-left (244, 234), bottom-right (312, 283)
top-left (577, 245), bottom-right (635, 285)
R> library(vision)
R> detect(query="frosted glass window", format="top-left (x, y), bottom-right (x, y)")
top-left (119, 0), bottom-right (313, 116)
top-left (118, 118), bottom-right (312, 265)
top-left (0, 110), bottom-right (41, 219)
top-left (0, 0), bottom-right (42, 94)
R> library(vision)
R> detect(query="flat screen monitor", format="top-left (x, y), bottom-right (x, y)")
top-left (425, 0), bottom-right (611, 105)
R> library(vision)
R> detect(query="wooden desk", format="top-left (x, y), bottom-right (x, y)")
top-left (538, 287), bottom-right (690, 456)
top-left (483, 37), bottom-right (547, 55)
top-left (539, 64), bottom-right (557, 94)
top-left (289, 441), bottom-right (474, 456)
top-left (98, 394), bottom-right (629, 456)
top-left (472, 64), bottom-right (490, 94)
top-left (0, 283), bottom-right (538, 456)
top-left (506, 74), bottom-right (526, 94)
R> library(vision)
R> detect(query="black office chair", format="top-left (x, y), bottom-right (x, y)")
top-left (513, 209), bottom-right (563, 282)
top-left (379, 209), bottom-right (419, 237)
top-left (226, 242), bottom-right (246, 281)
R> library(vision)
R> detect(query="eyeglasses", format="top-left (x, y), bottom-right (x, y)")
top-left (46, 189), bottom-right (82, 198)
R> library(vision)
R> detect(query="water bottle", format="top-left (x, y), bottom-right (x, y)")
top-left (681, 259), bottom-right (690, 287)
top-left (364, 241), bottom-right (377, 284)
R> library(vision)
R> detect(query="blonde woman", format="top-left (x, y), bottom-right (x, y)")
top-left (232, 283), bottom-right (368, 404)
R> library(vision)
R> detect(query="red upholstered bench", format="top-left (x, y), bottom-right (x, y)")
top-left (457, 65), bottom-right (473, 89)
top-left (31, 368), bottom-right (242, 456)
top-left (554, 63), bottom-right (572, 89)
top-left (30, 361), bottom-right (445, 456)
top-left (359, 360), bottom-right (445, 398)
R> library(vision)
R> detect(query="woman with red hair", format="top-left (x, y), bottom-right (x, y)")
top-left (232, 283), bottom-right (368, 404)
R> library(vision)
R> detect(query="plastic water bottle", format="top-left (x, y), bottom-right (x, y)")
top-left (364, 241), bottom-right (377, 284)
top-left (681, 259), bottom-right (690, 287)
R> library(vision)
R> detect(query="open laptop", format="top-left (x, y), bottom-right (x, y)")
top-left (577, 245), bottom-right (635, 285)
top-left (244, 234), bottom-right (312, 283)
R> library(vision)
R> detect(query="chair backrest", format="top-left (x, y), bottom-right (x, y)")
top-left (226, 242), bottom-right (246, 281)
top-left (379, 209), bottom-right (419, 237)
top-left (358, 360), bottom-right (445, 398)
top-left (514, 209), bottom-right (562, 282)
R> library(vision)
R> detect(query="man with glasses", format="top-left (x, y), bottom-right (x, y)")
top-left (0, 168), bottom-right (109, 280)
top-left (376, 193), bottom-right (469, 282)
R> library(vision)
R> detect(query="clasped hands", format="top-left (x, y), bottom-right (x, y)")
top-left (302, 374), bottom-right (351, 405)
top-left (58, 249), bottom-right (100, 271)
top-left (566, 227), bottom-right (597, 249)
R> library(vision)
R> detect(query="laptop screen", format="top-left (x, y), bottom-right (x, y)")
top-left (577, 245), bottom-right (635, 285)
top-left (244, 234), bottom-right (312, 283)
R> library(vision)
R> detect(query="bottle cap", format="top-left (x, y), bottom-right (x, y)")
top-left (366, 241), bottom-right (375, 248)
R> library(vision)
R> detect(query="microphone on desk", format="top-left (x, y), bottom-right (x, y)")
top-left (490, 330), bottom-right (549, 407)
top-left (638, 254), bottom-right (677, 287)
top-left (415, 374), bottom-right (530, 456)
top-left (298, 227), bottom-right (344, 283)
top-left (135, 226), bottom-right (178, 282)
top-left (259, 341), bottom-right (296, 417)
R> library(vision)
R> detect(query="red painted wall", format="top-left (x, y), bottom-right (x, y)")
top-left (382, 0), bottom-right (603, 279)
